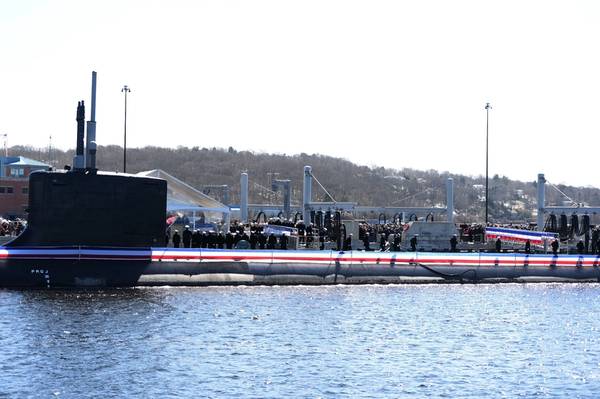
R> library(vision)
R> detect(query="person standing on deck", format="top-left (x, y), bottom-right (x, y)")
top-left (343, 234), bottom-right (352, 251)
top-left (319, 228), bottom-right (326, 250)
top-left (577, 240), bottom-right (584, 254)
top-left (258, 232), bottom-right (267, 249)
top-left (393, 235), bottom-right (401, 252)
top-left (225, 231), bottom-right (234, 249)
top-left (551, 239), bottom-right (559, 255)
top-left (410, 235), bottom-right (418, 252)
top-left (362, 233), bottom-right (370, 251)
top-left (450, 235), bottom-right (457, 252)
top-left (172, 231), bottom-right (181, 248)
top-left (217, 232), bottom-right (225, 249)
top-left (280, 234), bottom-right (288, 250)
top-left (192, 230), bottom-right (201, 248)
top-left (182, 226), bottom-right (192, 248)
top-left (267, 233), bottom-right (277, 249)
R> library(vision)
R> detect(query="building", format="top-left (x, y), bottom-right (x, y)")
top-left (0, 156), bottom-right (51, 218)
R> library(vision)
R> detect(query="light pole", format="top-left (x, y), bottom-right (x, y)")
top-left (121, 85), bottom-right (131, 173)
top-left (485, 102), bottom-right (492, 228)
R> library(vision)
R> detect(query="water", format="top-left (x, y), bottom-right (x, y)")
top-left (1, 284), bottom-right (600, 398)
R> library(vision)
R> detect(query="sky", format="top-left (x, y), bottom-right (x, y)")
top-left (1, 0), bottom-right (600, 187)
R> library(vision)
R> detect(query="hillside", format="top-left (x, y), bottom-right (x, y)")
top-left (13, 145), bottom-right (600, 224)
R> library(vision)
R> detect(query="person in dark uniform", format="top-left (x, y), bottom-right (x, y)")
top-left (172, 231), bottom-right (181, 248)
top-left (259, 232), bottom-right (267, 250)
top-left (192, 230), bottom-right (201, 248)
top-left (298, 228), bottom-right (305, 246)
top-left (450, 235), bottom-right (457, 252)
top-left (577, 240), bottom-right (584, 254)
top-left (551, 239), bottom-right (559, 255)
top-left (241, 232), bottom-right (250, 244)
top-left (524, 239), bottom-right (531, 254)
top-left (362, 233), bottom-right (370, 251)
top-left (393, 235), bottom-right (401, 252)
top-left (410, 235), bottom-right (418, 252)
top-left (208, 232), bottom-right (217, 248)
top-left (182, 226), bottom-right (192, 248)
top-left (225, 231), bottom-right (234, 249)
top-left (280, 233), bottom-right (288, 250)
top-left (267, 233), bottom-right (277, 249)
top-left (306, 224), bottom-right (314, 247)
top-left (217, 232), bottom-right (225, 249)
top-left (343, 234), bottom-right (352, 251)
top-left (495, 238), bottom-right (502, 252)
top-left (165, 230), bottom-right (170, 247)
top-left (319, 228), bottom-right (326, 250)
top-left (379, 234), bottom-right (387, 251)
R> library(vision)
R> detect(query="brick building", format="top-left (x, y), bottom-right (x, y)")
top-left (0, 156), bottom-right (50, 218)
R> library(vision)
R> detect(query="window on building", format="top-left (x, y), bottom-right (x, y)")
top-left (6, 187), bottom-right (13, 194)
top-left (0, 186), bottom-right (13, 194)
top-left (10, 168), bottom-right (25, 177)
top-left (0, 187), bottom-right (4, 194)
top-left (22, 187), bottom-right (29, 195)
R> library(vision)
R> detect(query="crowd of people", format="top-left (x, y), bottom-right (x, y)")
top-left (0, 218), bottom-right (25, 236)
top-left (166, 217), bottom-right (600, 255)
top-left (166, 217), bottom-right (338, 251)
top-left (167, 224), bottom-right (292, 250)
top-left (358, 222), bottom-right (405, 251)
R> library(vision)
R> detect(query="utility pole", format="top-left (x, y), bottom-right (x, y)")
top-left (485, 102), bottom-right (492, 229)
top-left (121, 85), bottom-right (131, 173)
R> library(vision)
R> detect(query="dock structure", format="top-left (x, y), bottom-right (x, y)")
top-left (537, 173), bottom-right (600, 231)
top-left (238, 165), bottom-right (455, 225)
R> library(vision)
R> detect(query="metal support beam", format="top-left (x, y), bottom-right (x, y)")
top-left (303, 166), bottom-right (312, 223)
top-left (446, 177), bottom-right (454, 223)
top-left (240, 172), bottom-right (248, 223)
top-left (537, 173), bottom-right (545, 231)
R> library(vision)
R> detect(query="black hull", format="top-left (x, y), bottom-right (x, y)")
top-left (0, 258), bottom-right (149, 288)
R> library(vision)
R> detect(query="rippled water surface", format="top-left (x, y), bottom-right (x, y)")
top-left (2, 284), bottom-right (600, 398)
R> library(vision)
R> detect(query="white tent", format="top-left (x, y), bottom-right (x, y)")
top-left (137, 169), bottom-right (230, 228)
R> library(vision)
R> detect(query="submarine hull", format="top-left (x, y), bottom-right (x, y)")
top-left (0, 258), bottom-right (150, 288)
top-left (2, 248), bottom-right (600, 287)
top-left (0, 247), bottom-right (153, 287)
top-left (142, 248), bottom-right (600, 285)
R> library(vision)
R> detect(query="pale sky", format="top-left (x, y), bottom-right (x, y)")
top-left (1, 0), bottom-right (599, 187)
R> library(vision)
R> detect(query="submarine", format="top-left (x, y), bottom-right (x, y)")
top-left (2, 72), bottom-right (600, 288)
top-left (0, 72), bottom-right (167, 287)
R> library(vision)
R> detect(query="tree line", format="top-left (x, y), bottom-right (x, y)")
top-left (13, 144), bottom-right (600, 224)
